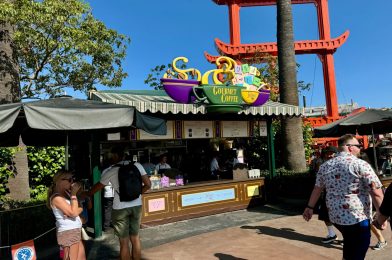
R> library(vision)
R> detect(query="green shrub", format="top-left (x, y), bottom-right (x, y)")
top-left (276, 167), bottom-right (311, 177)
top-left (274, 168), bottom-right (315, 199)
top-left (0, 191), bottom-right (46, 210)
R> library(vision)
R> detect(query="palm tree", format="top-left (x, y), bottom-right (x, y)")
top-left (0, 20), bottom-right (20, 103)
top-left (276, 0), bottom-right (306, 171)
top-left (1, 10), bottom-right (30, 200)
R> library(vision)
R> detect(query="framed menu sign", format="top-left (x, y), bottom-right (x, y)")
top-left (138, 121), bottom-right (174, 140)
top-left (183, 121), bottom-right (213, 139)
top-left (259, 121), bottom-right (267, 136)
top-left (222, 121), bottom-right (248, 137)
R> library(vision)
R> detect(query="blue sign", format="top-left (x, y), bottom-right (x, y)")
top-left (15, 247), bottom-right (34, 260)
top-left (181, 188), bottom-right (235, 207)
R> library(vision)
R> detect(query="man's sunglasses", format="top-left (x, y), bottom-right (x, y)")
top-left (345, 144), bottom-right (362, 148)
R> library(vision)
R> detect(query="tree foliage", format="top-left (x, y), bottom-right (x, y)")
top-left (0, 0), bottom-right (130, 98)
top-left (302, 122), bottom-right (314, 162)
top-left (0, 147), bottom-right (17, 198)
top-left (144, 63), bottom-right (187, 90)
top-left (27, 146), bottom-right (65, 198)
top-left (0, 146), bottom-right (65, 200)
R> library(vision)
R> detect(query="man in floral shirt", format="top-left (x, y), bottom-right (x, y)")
top-left (303, 134), bottom-right (384, 260)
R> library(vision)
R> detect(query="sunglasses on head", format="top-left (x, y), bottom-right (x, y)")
top-left (345, 144), bottom-right (362, 148)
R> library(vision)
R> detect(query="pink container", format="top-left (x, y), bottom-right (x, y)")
top-left (175, 175), bottom-right (184, 186)
top-left (160, 175), bottom-right (170, 188)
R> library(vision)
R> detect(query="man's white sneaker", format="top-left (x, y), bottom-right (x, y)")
top-left (372, 241), bottom-right (387, 250)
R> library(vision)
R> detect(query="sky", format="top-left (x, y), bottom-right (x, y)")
top-left (77, 0), bottom-right (392, 109)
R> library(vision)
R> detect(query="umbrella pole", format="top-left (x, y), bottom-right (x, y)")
top-left (371, 126), bottom-right (379, 174)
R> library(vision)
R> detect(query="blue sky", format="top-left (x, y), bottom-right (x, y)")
top-left (80, 0), bottom-right (391, 109)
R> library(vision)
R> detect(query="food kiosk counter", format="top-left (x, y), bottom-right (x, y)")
top-left (141, 178), bottom-right (265, 226)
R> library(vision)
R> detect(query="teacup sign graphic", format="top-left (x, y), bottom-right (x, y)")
top-left (161, 57), bottom-right (201, 104)
top-left (162, 56), bottom-right (271, 113)
top-left (194, 85), bottom-right (243, 105)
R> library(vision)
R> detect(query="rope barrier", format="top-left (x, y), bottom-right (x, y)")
top-left (33, 227), bottom-right (56, 240)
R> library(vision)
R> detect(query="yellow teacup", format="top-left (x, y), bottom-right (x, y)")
top-left (241, 90), bottom-right (259, 105)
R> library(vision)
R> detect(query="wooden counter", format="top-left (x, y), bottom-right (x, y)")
top-left (141, 178), bottom-right (265, 226)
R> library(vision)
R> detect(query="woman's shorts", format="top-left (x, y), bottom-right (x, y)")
top-left (57, 228), bottom-right (81, 247)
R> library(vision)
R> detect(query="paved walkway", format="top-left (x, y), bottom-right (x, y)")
top-left (86, 203), bottom-right (391, 260)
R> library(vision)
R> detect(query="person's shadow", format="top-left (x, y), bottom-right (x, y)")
top-left (241, 225), bottom-right (343, 250)
top-left (214, 253), bottom-right (247, 260)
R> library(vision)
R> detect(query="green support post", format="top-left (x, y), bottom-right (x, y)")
top-left (92, 166), bottom-right (102, 238)
top-left (267, 118), bottom-right (276, 179)
top-left (90, 134), bottom-right (102, 238)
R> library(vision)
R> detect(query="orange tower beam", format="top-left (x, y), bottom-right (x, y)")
top-left (229, 3), bottom-right (241, 45)
top-left (317, 0), bottom-right (339, 118)
top-left (209, 0), bottom-right (344, 118)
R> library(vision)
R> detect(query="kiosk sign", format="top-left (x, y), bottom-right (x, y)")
top-left (161, 56), bottom-right (271, 113)
top-left (208, 85), bottom-right (240, 104)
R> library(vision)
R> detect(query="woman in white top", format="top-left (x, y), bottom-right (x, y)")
top-left (47, 170), bottom-right (85, 260)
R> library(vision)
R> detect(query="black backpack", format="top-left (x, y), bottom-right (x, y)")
top-left (115, 162), bottom-right (142, 202)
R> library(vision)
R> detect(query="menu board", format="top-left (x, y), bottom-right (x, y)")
top-left (107, 132), bottom-right (121, 141)
top-left (222, 121), bottom-right (248, 137)
top-left (138, 121), bottom-right (174, 140)
top-left (183, 121), bottom-right (213, 139)
top-left (181, 188), bottom-right (236, 207)
top-left (259, 121), bottom-right (267, 136)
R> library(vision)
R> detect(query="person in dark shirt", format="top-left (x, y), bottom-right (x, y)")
top-left (374, 184), bottom-right (392, 230)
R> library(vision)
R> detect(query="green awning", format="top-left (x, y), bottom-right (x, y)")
top-left (0, 97), bottom-right (166, 146)
top-left (89, 90), bottom-right (304, 117)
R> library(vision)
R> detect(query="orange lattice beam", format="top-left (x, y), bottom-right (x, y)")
top-left (213, 0), bottom-right (317, 7)
top-left (205, 31), bottom-right (349, 63)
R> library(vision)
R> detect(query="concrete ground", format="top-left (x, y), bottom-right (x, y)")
top-left (86, 203), bottom-right (392, 260)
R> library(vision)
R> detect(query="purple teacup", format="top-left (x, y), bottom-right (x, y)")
top-left (161, 78), bottom-right (200, 103)
top-left (252, 89), bottom-right (270, 106)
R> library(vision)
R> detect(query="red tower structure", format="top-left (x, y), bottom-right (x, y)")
top-left (206, 0), bottom-right (349, 119)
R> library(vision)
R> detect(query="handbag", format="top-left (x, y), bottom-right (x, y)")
top-left (81, 227), bottom-right (90, 241)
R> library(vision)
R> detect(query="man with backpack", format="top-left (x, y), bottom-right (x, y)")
top-left (87, 146), bottom-right (151, 260)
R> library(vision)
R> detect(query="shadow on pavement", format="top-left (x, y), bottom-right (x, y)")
top-left (241, 225), bottom-right (343, 250)
top-left (85, 236), bottom-right (119, 260)
top-left (214, 253), bottom-right (247, 260)
top-left (87, 204), bottom-right (306, 259)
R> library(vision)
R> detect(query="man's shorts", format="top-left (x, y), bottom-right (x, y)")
top-left (112, 205), bottom-right (142, 238)
top-left (318, 196), bottom-right (330, 222)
